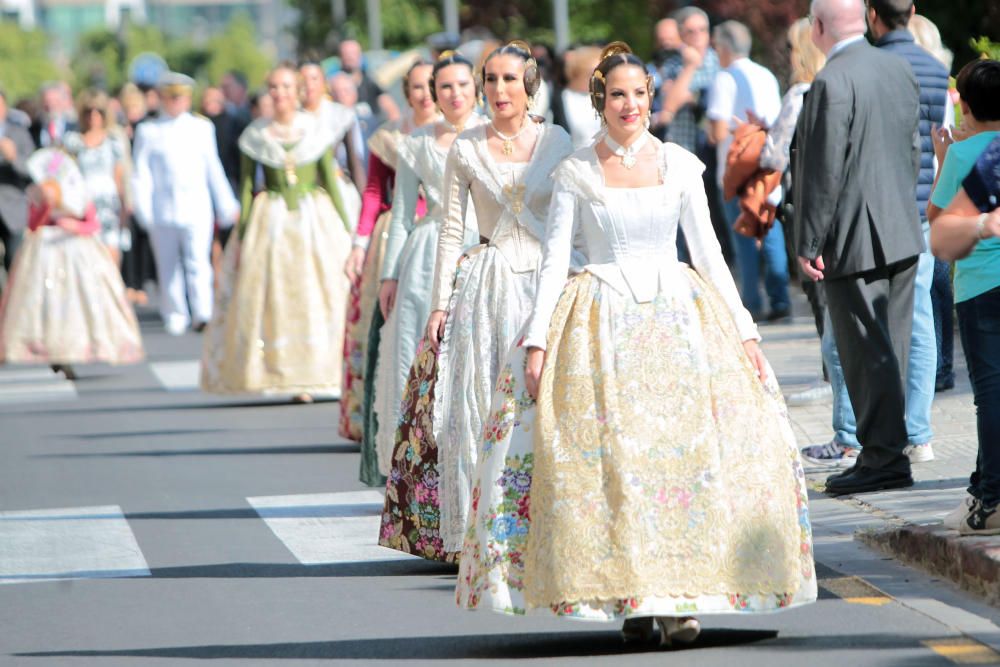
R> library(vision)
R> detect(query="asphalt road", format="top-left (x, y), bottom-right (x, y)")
top-left (2, 314), bottom-right (1000, 666)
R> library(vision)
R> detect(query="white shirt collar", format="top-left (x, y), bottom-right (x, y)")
top-left (829, 34), bottom-right (866, 58)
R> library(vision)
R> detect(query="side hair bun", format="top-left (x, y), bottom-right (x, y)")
top-left (589, 41), bottom-right (651, 117)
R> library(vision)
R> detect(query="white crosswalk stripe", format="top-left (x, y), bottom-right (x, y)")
top-left (0, 505), bottom-right (150, 584)
top-left (248, 491), bottom-right (417, 564)
top-left (150, 360), bottom-right (201, 392)
top-left (0, 366), bottom-right (77, 405)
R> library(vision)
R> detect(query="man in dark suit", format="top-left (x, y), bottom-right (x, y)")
top-left (795, 0), bottom-right (924, 495)
top-left (0, 86), bottom-right (36, 274)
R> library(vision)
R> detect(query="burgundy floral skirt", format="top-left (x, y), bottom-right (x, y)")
top-left (378, 337), bottom-right (458, 563)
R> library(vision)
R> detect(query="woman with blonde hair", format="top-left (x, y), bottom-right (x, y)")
top-left (63, 89), bottom-right (129, 264)
top-left (200, 63), bottom-right (352, 401)
top-left (759, 17), bottom-right (825, 174)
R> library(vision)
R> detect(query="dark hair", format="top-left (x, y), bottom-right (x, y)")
top-left (429, 51), bottom-right (475, 104)
top-left (866, 0), bottom-right (913, 31)
top-left (225, 69), bottom-right (248, 90)
top-left (480, 40), bottom-right (541, 98)
top-left (956, 59), bottom-right (1000, 122)
top-left (402, 59), bottom-right (430, 99)
top-left (589, 41), bottom-right (651, 116)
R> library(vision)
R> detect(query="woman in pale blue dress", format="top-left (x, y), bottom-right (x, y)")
top-left (372, 52), bottom-right (482, 474)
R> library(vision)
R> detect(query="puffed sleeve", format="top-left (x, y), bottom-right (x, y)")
top-left (431, 141), bottom-right (472, 311)
top-left (674, 146), bottom-right (759, 342)
top-left (521, 174), bottom-right (580, 350)
top-left (380, 156), bottom-right (420, 281)
top-left (354, 154), bottom-right (391, 248)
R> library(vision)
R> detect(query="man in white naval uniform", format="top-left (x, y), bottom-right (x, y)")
top-left (132, 72), bottom-right (239, 335)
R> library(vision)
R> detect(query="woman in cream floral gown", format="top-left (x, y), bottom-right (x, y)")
top-left (456, 44), bottom-right (816, 644)
top-left (201, 64), bottom-right (352, 398)
top-left (378, 42), bottom-right (572, 560)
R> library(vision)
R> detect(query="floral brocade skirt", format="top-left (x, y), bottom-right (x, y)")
top-left (340, 211), bottom-right (391, 442)
top-left (200, 192), bottom-right (352, 395)
top-left (456, 268), bottom-right (816, 620)
top-left (378, 338), bottom-right (457, 563)
top-left (433, 246), bottom-right (537, 553)
top-left (0, 227), bottom-right (144, 365)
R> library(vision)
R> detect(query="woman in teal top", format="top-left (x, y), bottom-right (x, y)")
top-left (201, 63), bottom-right (352, 400)
top-left (928, 58), bottom-right (1000, 536)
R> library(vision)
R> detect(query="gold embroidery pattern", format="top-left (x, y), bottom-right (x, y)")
top-left (523, 270), bottom-right (812, 608)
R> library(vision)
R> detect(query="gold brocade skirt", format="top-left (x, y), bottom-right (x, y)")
top-left (458, 268), bottom-right (815, 619)
top-left (200, 191), bottom-right (352, 395)
top-left (0, 227), bottom-right (144, 365)
top-left (340, 210), bottom-right (391, 440)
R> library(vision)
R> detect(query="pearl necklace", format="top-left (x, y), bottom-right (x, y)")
top-left (442, 115), bottom-right (468, 134)
top-left (604, 131), bottom-right (650, 169)
top-left (490, 116), bottom-right (532, 157)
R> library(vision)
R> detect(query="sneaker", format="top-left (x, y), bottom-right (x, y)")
top-left (785, 384), bottom-right (833, 407)
top-left (801, 440), bottom-right (860, 468)
top-left (959, 502), bottom-right (1000, 536)
top-left (903, 442), bottom-right (935, 463)
top-left (943, 495), bottom-right (978, 530)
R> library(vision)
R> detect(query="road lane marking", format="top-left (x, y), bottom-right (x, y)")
top-left (247, 491), bottom-right (417, 564)
top-left (0, 366), bottom-right (76, 404)
top-left (0, 505), bottom-right (150, 584)
top-left (150, 360), bottom-right (200, 392)
top-left (923, 638), bottom-right (1000, 664)
top-left (820, 575), bottom-right (893, 606)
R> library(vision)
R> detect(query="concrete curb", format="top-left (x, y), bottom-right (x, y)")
top-left (859, 524), bottom-right (1000, 606)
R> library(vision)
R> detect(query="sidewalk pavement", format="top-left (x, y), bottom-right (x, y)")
top-left (761, 297), bottom-right (998, 604)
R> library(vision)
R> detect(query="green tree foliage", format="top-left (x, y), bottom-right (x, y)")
top-left (203, 14), bottom-right (272, 89)
top-left (288, 0), bottom-right (442, 55)
top-left (970, 36), bottom-right (1000, 59)
top-left (0, 24), bottom-right (60, 102)
top-left (71, 14), bottom-right (271, 93)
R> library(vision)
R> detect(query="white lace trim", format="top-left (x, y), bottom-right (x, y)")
top-left (453, 123), bottom-right (572, 242)
top-left (238, 112), bottom-right (335, 168)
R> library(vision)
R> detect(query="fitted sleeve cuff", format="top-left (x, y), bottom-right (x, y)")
top-left (352, 234), bottom-right (370, 249)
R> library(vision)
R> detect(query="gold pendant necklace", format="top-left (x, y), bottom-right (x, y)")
top-left (605, 131), bottom-right (650, 170)
top-left (491, 117), bottom-right (531, 157)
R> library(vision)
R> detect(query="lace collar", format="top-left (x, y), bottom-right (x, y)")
top-left (238, 112), bottom-right (335, 168)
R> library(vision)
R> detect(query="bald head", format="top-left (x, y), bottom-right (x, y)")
top-left (810, 0), bottom-right (867, 53)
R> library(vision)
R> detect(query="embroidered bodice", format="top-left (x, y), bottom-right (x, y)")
top-left (431, 122), bottom-right (573, 311)
top-left (380, 118), bottom-right (483, 280)
top-left (522, 141), bottom-right (759, 349)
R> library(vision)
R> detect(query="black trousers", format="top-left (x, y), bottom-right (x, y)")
top-left (824, 256), bottom-right (918, 475)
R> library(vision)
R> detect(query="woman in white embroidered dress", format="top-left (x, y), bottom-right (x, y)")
top-left (372, 52), bottom-right (483, 475)
top-left (457, 43), bottom-right (816, 644)
top-left (424, 41), bottom-right (573, 554)
top-left (200, 64), bottom-right (352, 399)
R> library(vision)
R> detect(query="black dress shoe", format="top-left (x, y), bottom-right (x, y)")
top-left (825, 466), bottom-right (913, 496)
top-left (826, 464), bottom-right (858, 483)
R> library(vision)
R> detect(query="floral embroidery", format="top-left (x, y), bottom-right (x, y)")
top-left (379, 340), bottom-right (457, 563)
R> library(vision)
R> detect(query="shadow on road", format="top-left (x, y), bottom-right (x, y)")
top-left (14, 628), bottom-right (784, 659)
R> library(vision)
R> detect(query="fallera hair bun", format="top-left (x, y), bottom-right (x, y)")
top-left (599, 41), bottom-right (634, 62)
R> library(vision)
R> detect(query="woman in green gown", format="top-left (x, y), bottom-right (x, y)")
top-left (201, 63), bottom-right (353, 399)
